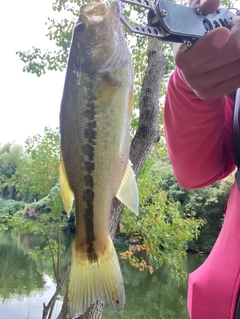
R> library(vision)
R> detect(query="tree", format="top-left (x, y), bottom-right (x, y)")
top-left (12, 126), bottom-right (60, 201)
top-left (158, 155), bottom-right (233, 252)
top-left (0, 143), bottom-right (24, 199)
top-left (0, 128), bottom-right (70, 319)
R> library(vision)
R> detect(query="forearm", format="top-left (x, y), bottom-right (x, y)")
top-left (164, 68), bottom-right (235, 188)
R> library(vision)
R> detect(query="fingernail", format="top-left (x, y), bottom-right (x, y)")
top-left (212, 29), bottom-right (230, 49)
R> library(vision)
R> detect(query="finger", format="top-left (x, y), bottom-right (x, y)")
top-left (196, 20), bottom-right (240, 71)
top-left (231, 15), bottom-right (240, 28)
top-left (188, 59), bottom-right (240, 91)
top-left (199, 0), bottom-right (220, 14)
top-left (214, 75), bottom-right (240, 97)
top-left (207, 59), bottom-right (240, 85)
top-left (189, 0), bottom-right (201, 8)
top-left (200, 74), bottom-right (240, 99)
top-left (175, 27), bottom-right (230, 69)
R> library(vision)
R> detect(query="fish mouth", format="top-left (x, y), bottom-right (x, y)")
top-left (78, 1), bottom-right (120, 25)
top-left (74, 0), bottom-right (127, 73)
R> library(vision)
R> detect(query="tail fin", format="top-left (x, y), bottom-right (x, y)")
top-left (68, 237), bottom-right (125, 318)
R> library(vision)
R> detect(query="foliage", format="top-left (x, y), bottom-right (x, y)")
top-left (0, 198), bottom-right (26, 216)
top-left (0, 143), bottom-right (24, 178)
top-left (0, 127), bottom-right (70, 318)
top-left (16, 0), bottom-right (81, 77)
top-left (11, 126), bottom-right (60, 201)
top-left (151, 151), bottom-right (233, 252)
top-left (6, 191), bottom-right (66, 249)
top-left (0, 127), bottom-right (67, 240)
top-left (120, 150), bottom-right (206, 280)
top-left (183, 176), bottom-right (233, 252)
top-left (3, 190), bottom-right (69, 318)
top-left (0, 143), bottom-right (25, 199)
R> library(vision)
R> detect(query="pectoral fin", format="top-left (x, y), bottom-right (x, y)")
top-left (116, 160), bottom-right (138, 215)
top-left (59, 151), bottom-right (74, 217)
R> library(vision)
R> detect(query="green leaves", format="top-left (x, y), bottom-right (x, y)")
top-left (12, 126), bottom-right (60, 200)
top-left (120, 151), bottom-right (206, 279)
top-left (17, 47), bottom-right (70, 77)
top-left (0, 127), bottom-right (69, 292)
top-left (0, 198), bottom-right (26, 216)
top-left (0, 143), bottom-right (25, 199)
top-left (16, 0), bottom-right (93, 77)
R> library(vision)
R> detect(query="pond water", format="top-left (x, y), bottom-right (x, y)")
top-left (0, 232), bottom-right (206, 319)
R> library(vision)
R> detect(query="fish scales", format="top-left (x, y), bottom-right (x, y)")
top-left (59, 1), bottom-right (138, 317)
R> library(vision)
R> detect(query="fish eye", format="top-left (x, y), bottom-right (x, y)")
top-left (75, 23), bottom-right (86, 33)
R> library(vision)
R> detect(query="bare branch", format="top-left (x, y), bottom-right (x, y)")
top-left (42, 266), bottom-right (70, 319)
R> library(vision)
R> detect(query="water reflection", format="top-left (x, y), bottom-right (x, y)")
top-left (0, 232), bottom-right (45, 301)
top-left (0, 274), bottom-right (62, 319)
top-left (103, 248), bottom-right (206, 319)
top-left (0, 233), bottom-right (205, 319)
top-left (0, 232), bottom-right (66, 319)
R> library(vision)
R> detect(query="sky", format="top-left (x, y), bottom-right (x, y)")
top-left (0, 0), bottom-right (67, 146)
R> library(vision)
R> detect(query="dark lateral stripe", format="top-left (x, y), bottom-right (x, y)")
top-left (84, 126), bottom-right (97, 144)
top-left (82, 97), bottom-right (98, 262)
top-left (85, 160), bottom-right (95, 173)
top-left (84, 174), bottom-right (93, 188)
top-left (82, 144), bottom-right (94, 161)
top-left (83, 109), bottom-right (95, 120)
top-left (83, 188), bottom-right (98, 261)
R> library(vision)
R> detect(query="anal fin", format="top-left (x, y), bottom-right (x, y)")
top-left (116, 160), bottom-right (138, 215)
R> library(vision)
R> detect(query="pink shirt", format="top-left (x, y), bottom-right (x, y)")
top-left (164, 68), bottom-right (240, 319)
top-left (164, 67), bottom-right (235, 187)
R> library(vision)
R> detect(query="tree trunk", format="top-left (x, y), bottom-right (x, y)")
top-left (57, 36), bottom-right (169, 319)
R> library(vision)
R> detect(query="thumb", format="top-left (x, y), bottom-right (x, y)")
top-left (211, 27), bottom-right (230, 48)
top-left (198, 0), bottom-right (220, 14)
top-left (175, 27), bottom-right (230, 69)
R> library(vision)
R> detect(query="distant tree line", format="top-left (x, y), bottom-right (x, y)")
top-left (0, 128), bottom-right (232, 253)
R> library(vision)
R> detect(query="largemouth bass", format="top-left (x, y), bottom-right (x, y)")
top-left (59, 1), bottom-right (138, 317)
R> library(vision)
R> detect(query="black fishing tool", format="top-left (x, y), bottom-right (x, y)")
top-left (120, 0), bottom-right (240, 51)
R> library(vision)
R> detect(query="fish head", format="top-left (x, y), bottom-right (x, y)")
top-left (73, 1), bottom-right (128, 73)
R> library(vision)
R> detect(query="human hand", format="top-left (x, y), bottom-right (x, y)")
top-left (173, 0), bottom-right (240, 100)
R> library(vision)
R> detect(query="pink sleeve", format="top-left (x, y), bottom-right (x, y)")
top-left (164, 68), bottom-right (235, 189)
